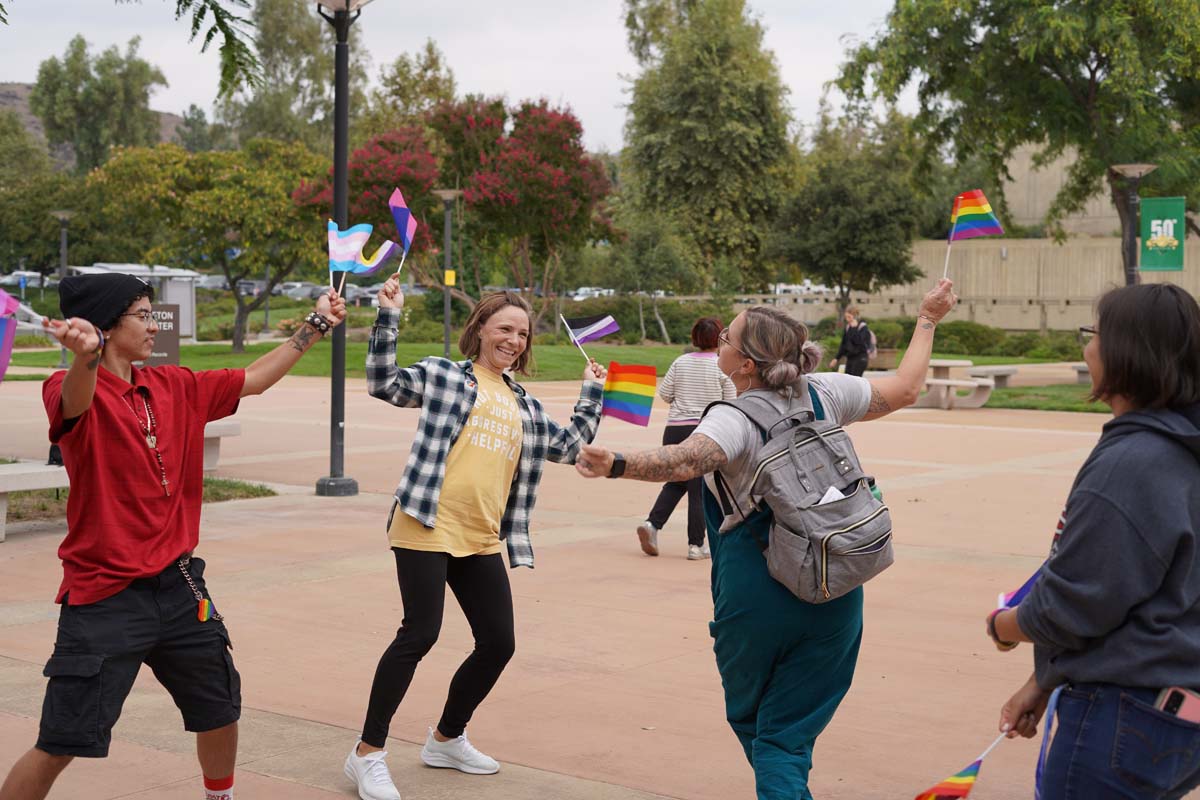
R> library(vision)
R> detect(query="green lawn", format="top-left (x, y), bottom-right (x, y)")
top-left (3, 373), bottom-right (50, 381)
top-left (4, 476), bottom-right (278, 523)
top-left (13, 342), bottom-right (691, 381)
top-left (985, 383), bottom-right (1109, 413)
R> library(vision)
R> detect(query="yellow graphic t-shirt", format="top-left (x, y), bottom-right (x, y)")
top-left (390, 369), bottom-right (524, 556)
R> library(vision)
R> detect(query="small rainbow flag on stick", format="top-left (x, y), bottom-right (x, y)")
top-left (602, 362), bottom-right (656, 427)
top-left (914, 732), bottom-right (1006, 800)
top-left (944, 189), bottom-right (1005, 279)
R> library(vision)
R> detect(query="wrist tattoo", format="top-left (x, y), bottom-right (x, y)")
top-left (290, 324), bottom-right (318, 353)
top-left (86, 354), bottom-right (101, 370)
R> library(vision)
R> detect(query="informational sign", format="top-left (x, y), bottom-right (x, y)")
top-left (1141, 196), bottom-right (1186, 271)
top-left (145, 304), bottom-right (180, 366)
top-left (445, 269), bottom-right (456, 287)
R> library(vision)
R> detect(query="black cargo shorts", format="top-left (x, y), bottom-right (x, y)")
top-left (36, 557), bottom-right (241, 758)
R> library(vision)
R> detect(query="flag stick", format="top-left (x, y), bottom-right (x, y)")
top-left (336, 270), bottom-right (348, 297)
top-left (942, 242), bottom-right (953, 280)
top-left (329, 268), bottom-right (335, 290)
top-left (390, 249), bottom-right (408, 281)
top-left (977, 731), bottom-right (1008, 761)
top-left (560, 314), bottom-right (592, 364)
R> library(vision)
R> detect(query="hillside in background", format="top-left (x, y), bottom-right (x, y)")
top-left (0, 82), bottom-right (184, 171)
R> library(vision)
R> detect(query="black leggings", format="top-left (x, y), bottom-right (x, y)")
top-left (647, 423), bottom-right (705, 547)
top-left (360, 548), bottom-right (515, 746)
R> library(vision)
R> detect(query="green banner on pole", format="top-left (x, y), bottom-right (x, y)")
top-left (1140, 196), bottom-right (1186, 271)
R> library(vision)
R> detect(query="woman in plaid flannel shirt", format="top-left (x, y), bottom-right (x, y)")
top-left (344, 280), bottom-right (606, 800)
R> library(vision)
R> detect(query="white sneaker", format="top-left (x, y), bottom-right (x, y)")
top-left (688, 544), bottom-right (711, 560)
top-left (344, 740), bottom-right (402, 800)
top-left (420, 727), bottom-right (499, 775)
top-left (637, 520), bottom-right (660, 556)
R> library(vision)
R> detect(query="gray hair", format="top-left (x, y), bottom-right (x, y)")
top-left (740, 307), bottom-right (824, 391)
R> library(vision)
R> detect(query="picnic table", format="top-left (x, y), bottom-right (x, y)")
top-left (914, 359), bottom-right (995, 410)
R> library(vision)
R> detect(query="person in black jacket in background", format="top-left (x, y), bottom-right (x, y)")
top-left (828, 306), bottom-right (872, 377)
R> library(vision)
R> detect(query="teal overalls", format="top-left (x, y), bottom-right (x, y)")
top-left (704, 387), bottom-right (864, 799)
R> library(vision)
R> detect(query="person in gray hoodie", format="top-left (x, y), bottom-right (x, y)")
top-left (986, 282), bottom-right (1200, 799)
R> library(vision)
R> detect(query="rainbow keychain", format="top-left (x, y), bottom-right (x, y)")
top-left (197, 598), bottom-right (215, 622)
top-left (178, 558), bottom-right (223, 623)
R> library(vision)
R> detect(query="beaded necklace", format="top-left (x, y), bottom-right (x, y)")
top-left (122, 390), bottom-right (170, 496)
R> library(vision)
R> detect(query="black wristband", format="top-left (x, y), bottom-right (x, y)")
top-left (607, 453), bottom-right (626, 479)
top-left (304, 311), bottom-right (333, 335)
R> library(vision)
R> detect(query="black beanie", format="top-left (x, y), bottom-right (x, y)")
top-left (59, 273), bottom-right (155, 331)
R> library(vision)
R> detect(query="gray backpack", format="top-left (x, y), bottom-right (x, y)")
top-left (706, 384), bottom-right (894, 603)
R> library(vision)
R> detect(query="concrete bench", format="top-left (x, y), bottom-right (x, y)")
top-left (0, 421), bottom-right (241, 542)
top-left (967, 366), bottom-right (1018, 389)
top-left (203, 420), bottom-right (241, 472)
top-left (1073, 364), bottom-right (1091, 385)
top-left (0, 462), bottom-right (69, 542)
top-left (915, 378), bottom-right (995, 410)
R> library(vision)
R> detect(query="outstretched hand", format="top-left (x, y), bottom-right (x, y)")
top-left (43, 317), bottom-right (101, 357)
top-left (575, 443), bottom-right (615, 479)
top-left (584, 358), bottom-right (607, 383)
top-left (919, 278), bottom-right (957, 323)
top-left (317, 289), bottom-right (347, 327)
top-left (378, 277), bottom-right (404, 310)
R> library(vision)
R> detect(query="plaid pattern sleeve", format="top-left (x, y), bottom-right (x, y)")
top-left (499, 380), bottom-right (604, 568)
top-left (366, 308), bottom-right (426, 408)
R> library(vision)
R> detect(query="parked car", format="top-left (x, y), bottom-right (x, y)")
top-left (235, 279), bottom-right (266, 297)
top-left (0, 270), bottom-right (46, 288)
top-left (277, 280), bottom-right (316, 297)
top-left (197, 275), bottom-right (229, 290)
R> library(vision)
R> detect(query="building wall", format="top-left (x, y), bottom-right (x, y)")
top-left (1002, 144), bottom-right (1121, 237)
top-left (717, 238), bottom-right (1200, 332)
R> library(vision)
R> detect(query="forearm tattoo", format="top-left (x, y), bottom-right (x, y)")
top-left (86, 354), bottom-right (100, 370)
top-left (626, 434), bottom-right (728, 482)
top-left (868, 385), bottom-right (892, 414)
top-left (290, 323), bottom-right (318, 353)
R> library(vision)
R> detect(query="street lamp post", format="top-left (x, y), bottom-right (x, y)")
top-left (49, 210), bottom-right (75, 369)
top-left (1111, 163), bottom-right (1158, 287)
top-left (431, 189), bottom-right (462, 358)
top-left (314, 0), bottom-right (374, 498)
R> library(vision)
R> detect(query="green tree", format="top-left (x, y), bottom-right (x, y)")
top-left (624, 0), bottom-right (794, 289)
top-left (359, 39), bottom-right (457, 141)
top-left (215, 0), bottom-right (367, 154)
top-left (610, 210), bottom-right (701, 342)
top-left (0, 172), bottom-right (91, 277)
top-left (773, 115), bottom-right (923, 313)
top-left (839, 0), bottom-right (1200, 285)
top-left (29, 36), bottom-right (168, 172)
top-left (2, 2), bottom-right (259, 96)
top-left (84, 143), bottom-right (194, 260)
top-left (0, 110), bottom-right (52, 189)
top-left (174, 104), bottom-right (236, 152)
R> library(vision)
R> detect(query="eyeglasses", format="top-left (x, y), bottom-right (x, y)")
top-left (121, 310), bottom-right (158, 326)
top-left (1078, 325), bottom-right (1096, 345)
top-left (717, 329), bottom-right (741, 354)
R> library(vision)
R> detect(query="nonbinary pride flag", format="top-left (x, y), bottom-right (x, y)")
top-left (949, 189), bottom-right (1004, 241)
top-left (563, 314), bottom-right (620, 344)
top-left (914, 758), bottom-right (982, 800)
top-left (602, 362), bottom-right (656, 426)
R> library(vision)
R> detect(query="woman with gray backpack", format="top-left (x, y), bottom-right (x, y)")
top-left (574, 278), bottom-right (957, 800)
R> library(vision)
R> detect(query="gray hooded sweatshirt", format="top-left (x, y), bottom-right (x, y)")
top-left (1018, 404), bottom-right (1200, 690)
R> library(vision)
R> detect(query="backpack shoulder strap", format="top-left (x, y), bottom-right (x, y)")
top-left (808, 383), bottom-right (826, 422)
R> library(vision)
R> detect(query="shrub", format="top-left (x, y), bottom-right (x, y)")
top-left (276, 317), bottom-right (302, 336)
top-left (810, 315), bottom-right (840, 340)
top-left (396, 319), bottom-right (447, 343)
top-left (13, 334), bottom-right (53, 348)
top-left (936, 320), bottom-right (1007, 354)
top-left (867, 320), bottom-right (904, 349)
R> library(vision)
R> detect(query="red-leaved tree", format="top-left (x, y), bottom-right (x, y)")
top-left (464, 100), bottom-right (612, 320)
top-left (293, 127), bottom-right (443, 291)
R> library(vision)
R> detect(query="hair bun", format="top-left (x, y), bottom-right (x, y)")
top-left (761, 360), bottom-right (802, 389)
top-left (800, 340), bottom-right (823, 374)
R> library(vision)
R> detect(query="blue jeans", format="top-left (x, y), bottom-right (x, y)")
top-left (1042, 683), bottom-right (1200, 799)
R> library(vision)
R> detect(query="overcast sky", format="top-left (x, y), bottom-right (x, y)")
top-left (3, 0), bottom-right (905, 152)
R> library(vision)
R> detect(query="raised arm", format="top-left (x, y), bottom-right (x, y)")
top-left (574, 434), bottom-right (728, 482)
top-left (365, 278), bottom-right (430, 407)
top-left (545, 360), bottom-right (608, 462)
top-left (42, 317), bottom-right (104, 419)
top-left (861, 278), bottom-right (957, 420)
top-left (242, 290), bottom-right (347, 397)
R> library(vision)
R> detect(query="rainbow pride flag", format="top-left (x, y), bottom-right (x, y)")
top-left (0, 288), bottom-right (18, 384)
top-left (949, 190), bottom-right (1004, 241)
top-left (602, 362), bottom-right (656, 426)
top-left (915, 758), bottom-right (982, 800)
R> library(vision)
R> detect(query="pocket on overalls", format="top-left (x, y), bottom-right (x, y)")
top-left (40, 653), bottom-right (105, 746)
top-left (1112, 692), bottom-right (1200, 793)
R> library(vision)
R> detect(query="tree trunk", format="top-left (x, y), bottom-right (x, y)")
top-left (231, 294), bottom-right (247, 353)
top-left (637, 295), bottom-right (647, 341)
top-left (652, 296), bottom-right (670, 344)
top-left (1108, 171), bottom-right (1141, 286)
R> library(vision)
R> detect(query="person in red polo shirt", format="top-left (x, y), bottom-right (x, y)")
top-left (0, 273), bottom-right (345, 800)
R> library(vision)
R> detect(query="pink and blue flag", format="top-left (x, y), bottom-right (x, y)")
top-left (328, 187), bottom-right (421, 277)
top-left (0, 288), bottom-right (19, 384)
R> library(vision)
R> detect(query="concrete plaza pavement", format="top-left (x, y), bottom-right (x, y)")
top-left (0, 365), bottom-right (1165, 798)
